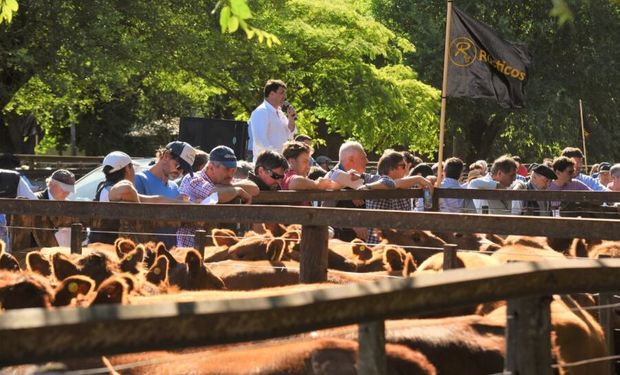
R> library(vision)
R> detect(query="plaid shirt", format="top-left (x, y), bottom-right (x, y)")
top-left (365, 175), bottom-right (411, 244)
top-left (176, 170), bottom-right (217, 247)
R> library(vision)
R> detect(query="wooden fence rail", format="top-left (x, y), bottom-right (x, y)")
top-left (2, 198), bottom-right (620, 239)
top-left (253, 188), bottom-right (620, 205)
top-left (1, 259), bottom-right (620, 366)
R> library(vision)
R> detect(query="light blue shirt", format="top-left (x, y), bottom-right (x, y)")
top-left (576, 173), bottom-right (608, 191)
top-left (134, 170), bottom-right (180, 198)
top-left (134, 170), bottom-right (180, 248)
top-left (440, 177), bottom-right (465, 213)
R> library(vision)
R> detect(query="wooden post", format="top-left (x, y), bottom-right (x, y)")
top-left (194, 230), bottom-right (207, 259)
top-left (598, 255), bottom-right (616, 375)
top-left (431, 188), bottom-right (440, 212)
top-left (70, 223), bottom-right (82, 254)
top-left (442, 243), bottom-right (458, 270)
top-left (299, 225), bottom-right (328, 283)
top-left (598, 292), bottom-right (616, 375)
top-left (505, 296), bottom-right (553, 375)
top-left (358, 320), bottom-right (386, 375)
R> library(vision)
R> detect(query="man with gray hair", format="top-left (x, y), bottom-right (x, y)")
top-left (323, 140), bottom-right (392, 241)
top-left (468, 155), bottom-right (518, 215)
top-left (36, 169), bottom-right (75, 201)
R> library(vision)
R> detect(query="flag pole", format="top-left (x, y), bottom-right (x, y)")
top-left (579, 99), bottom-right (588, 172)
top-left (435, 0), bottom-right (453, 187)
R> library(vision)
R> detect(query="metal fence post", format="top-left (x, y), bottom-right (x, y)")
top-left (194, 229), bottom-right (207, 258)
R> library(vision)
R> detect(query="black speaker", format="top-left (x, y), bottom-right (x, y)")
top-left (178, 117), bottom-right (248, 159)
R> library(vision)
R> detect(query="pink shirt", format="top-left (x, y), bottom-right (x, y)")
top-left (280, 170), bottom-right (311, 206)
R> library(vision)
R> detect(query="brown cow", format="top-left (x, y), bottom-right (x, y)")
top-left (378, 229), bottom-right (446, 265)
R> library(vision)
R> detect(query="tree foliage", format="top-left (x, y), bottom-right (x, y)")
top-left (1, 0), bottom-right (439, 156)
top-left (373, 0), bottom-right (620, 163)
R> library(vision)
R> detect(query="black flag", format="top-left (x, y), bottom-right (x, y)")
top-left (447, 6), bottom-right (531, 108)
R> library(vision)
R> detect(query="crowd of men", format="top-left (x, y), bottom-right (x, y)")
top-left (1, 79), bottom-right (619, 251)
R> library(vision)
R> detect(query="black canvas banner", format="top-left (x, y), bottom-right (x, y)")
top-left (447, 6), bottom-right (532, 108)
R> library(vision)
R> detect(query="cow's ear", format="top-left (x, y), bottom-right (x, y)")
top-left (383, 247), bottom-right (406, 272)
top-left (402, 253), bottom-right (417, 276)
top-left (212, 228), bottom-right (238, 247)
top-left (263, 223), bottom-right (286, 237)
top-left (185, 249), bottom-right (203, 270)
top-left (52, 253), bottom-right (80, 281)
top-left (119, 245), bottom-right (144, 274)
top-left (27, 252), bottom-right (52, 276)
top-left (156, 242), bottom-right (179, 267)
top-left (266, 238), bottom-right (286, 262)
top-left (146, 255), bottom-right (169, 285)
top-left (0, 252), bottom-right (20, 272)
top-left (281, 229), bottom-right (300, 253)
top-left (52, 275), bottom-right (95, 306)
top-left (351, 239), bottom-right (372, 261)
top-left (115, 238), bottom-right (136, 259)
top-left (0, 239), bottom-right (5, 254)
top-left (90, 277), bottom-right (128, 305)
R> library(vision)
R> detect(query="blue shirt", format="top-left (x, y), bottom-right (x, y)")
top-left (134, 170), bottom-right (180, 248)
top-left (440, 177), bottom-right (465, 213)
top-left (134, 170), bottom-right (180, 198)
top-left (576, 173), bottom-right (608, 191)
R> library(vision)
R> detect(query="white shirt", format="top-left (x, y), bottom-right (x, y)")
top-left (467, 174), bottom-right (497, 213)
top-left (249, 100), bottom-right (294, 163)
top-left (17, 177), bottom-right (37, 200)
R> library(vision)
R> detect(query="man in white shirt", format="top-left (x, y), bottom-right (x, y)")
top-left (249, 79), bottom-right (297, 163)
top-left (468, 155), bottom-right (518, 215)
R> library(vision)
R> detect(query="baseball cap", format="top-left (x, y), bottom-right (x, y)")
top-left (49, 169), bottom-right (76, 193)
top-left (532, 164), bottom-right (557, 180)
top-left (166, 141), bottom-right (196, 177)
top-left (209, 145), bottom-right (237, 168)
top-left (599, 162), bottom-right (611, 173)
top-left (102, 151), bottom-right (132, 173)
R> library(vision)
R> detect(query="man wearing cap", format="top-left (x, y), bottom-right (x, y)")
top-left (249, 79), bottom-right (297, 163)
top-left (596, 162), bottom-right (612, 188)
top-left (132, 142), bottom-right (195, 247)
top-left (36, 169), bottom-right (75, 201)
top-left (134, 141), bottom-right (195, 198)
top-left (176, 145), bottom-right (259, 247)
top-left (512, 164), bottom-right (558, 216)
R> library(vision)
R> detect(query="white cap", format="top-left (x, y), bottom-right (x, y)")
top-left (102, 151), bottom-right (132, 173)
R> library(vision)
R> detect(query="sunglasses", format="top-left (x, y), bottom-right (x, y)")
top-left (267, 170), bottom-right (285, 180)
top-left (169, 156), bottom-right (185, 171)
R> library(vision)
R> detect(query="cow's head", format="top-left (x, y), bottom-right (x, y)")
top-left (185, 250), bottom-right (226, 290)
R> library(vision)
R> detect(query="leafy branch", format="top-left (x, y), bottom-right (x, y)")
top-left (214, 0), bottom-right (281, 47)
top-left (0, 0), bottom-right (18, 24)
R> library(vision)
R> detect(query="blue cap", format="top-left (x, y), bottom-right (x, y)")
top-left (209, 145), bottom-right (237, 168)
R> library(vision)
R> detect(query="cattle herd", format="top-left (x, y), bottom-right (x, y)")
top-left (1, 224), bottom-right (620, 374)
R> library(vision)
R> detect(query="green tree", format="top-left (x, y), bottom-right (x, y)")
top-left (373, 0), bottom-right (620, 163)
top-left (1, 0), bottom-right (440, 156)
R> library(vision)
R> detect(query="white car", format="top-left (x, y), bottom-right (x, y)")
top-left (69, 158), bottom-right (154, 201)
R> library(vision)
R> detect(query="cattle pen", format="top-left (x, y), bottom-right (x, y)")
top-left (1, 190), bottom-right (620, 374)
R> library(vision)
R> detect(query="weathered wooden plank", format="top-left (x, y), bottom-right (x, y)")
top-left (1, 199), bottom-right (620, 239)
top-left (358, 320), bottom-right (386, 375)
top-left (505, 296), bottom-right (552, 375)
top-left (254, 189), bottom-right (424, 203)
top-left (70, 223), bottom-right (82, 254)
top-left (2, 259), bottom-right (620, 365)
top-left (299, 225), bottom-right (329, 283)
top-left (442, 244), bottom-right (458, 270)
